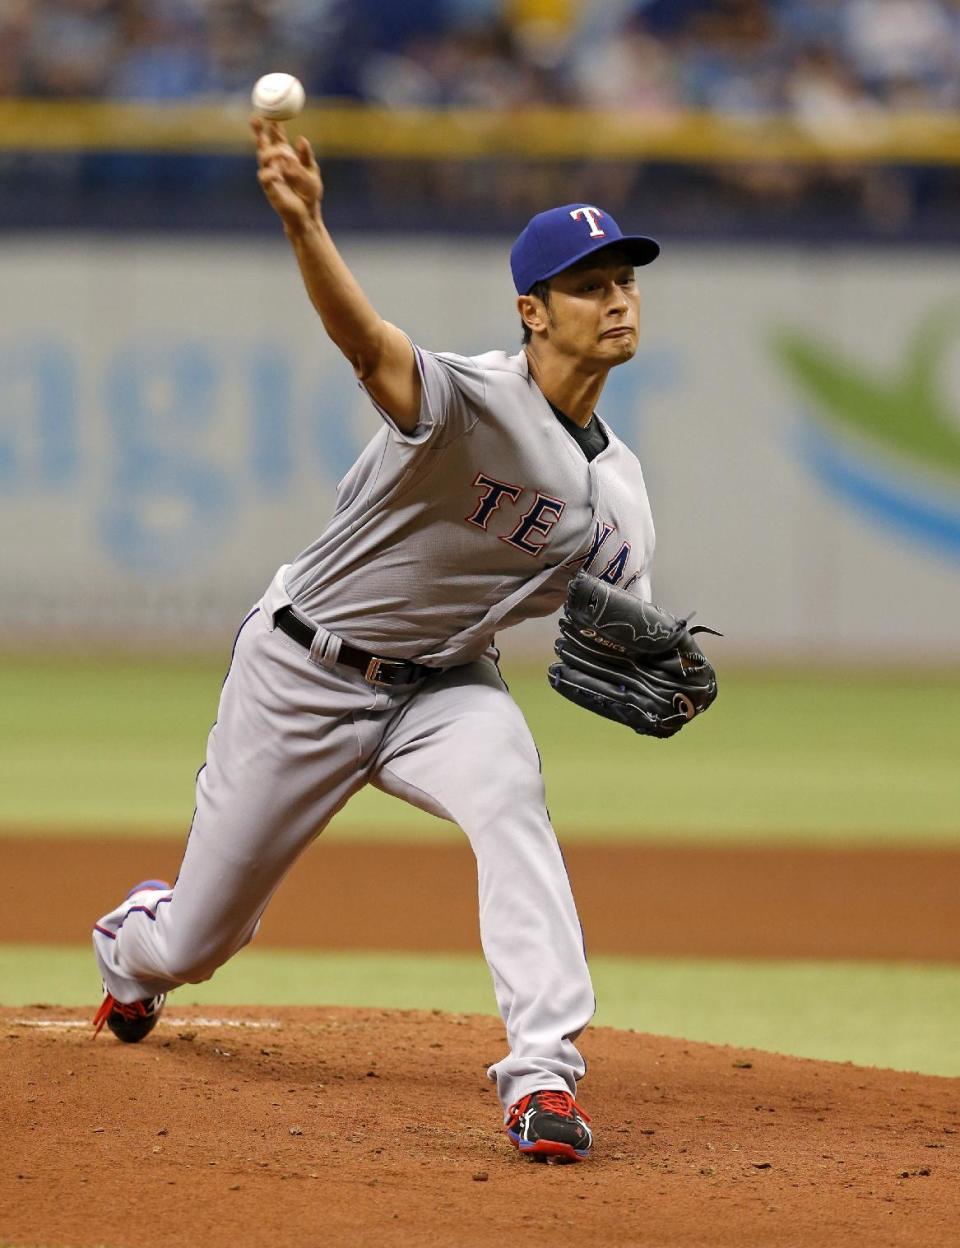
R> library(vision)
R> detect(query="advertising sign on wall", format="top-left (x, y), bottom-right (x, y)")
top-left (1, 237), bottom-right (957, 658)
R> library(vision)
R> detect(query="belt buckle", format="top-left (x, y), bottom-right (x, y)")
top-left (364, 656), bottom-right (408, 687)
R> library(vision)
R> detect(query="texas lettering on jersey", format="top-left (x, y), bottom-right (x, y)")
top-left (563, 518), bottom-right (632, 585)
top-left (465, 472), bottom-right (632, 585)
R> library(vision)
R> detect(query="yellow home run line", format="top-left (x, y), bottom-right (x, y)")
top-left (11, 1016), bottom-right (281, 1029)
top-left (1, 100), bottom-right (959, 164)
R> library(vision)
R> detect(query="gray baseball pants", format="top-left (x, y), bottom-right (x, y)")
top-left (93, 593), bottom-right (595, 1112)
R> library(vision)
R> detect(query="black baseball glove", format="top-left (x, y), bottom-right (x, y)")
top-left (547, 571), bottom-right (720, 739)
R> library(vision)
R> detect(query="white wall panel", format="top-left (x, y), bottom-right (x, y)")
top-left (1, 236), bottom-right (957, 658)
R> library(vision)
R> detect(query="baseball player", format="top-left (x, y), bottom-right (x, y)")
top-left (91, 117), bottom-right (664, 1164)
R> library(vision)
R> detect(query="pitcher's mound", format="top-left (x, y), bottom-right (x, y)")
top-left (5, 1005), bottom-right (959, 1248)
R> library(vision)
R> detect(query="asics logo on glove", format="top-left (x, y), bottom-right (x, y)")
top-left (578, 628), bottom-right (627, 652)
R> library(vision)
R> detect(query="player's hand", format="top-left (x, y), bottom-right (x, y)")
top-left (251, 117), bottom-right (324, 232)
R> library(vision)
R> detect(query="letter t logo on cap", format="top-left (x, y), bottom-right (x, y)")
top-left (569, 206), bottom-right (606, 238)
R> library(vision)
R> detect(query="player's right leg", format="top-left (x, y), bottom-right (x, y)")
top-left (371, 656), bottom-right (596, 1159)
top-left (92, 606), bottom-right (372, 1010)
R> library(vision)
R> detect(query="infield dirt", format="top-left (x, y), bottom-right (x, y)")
top-left (3, 835), bottom-right (960, 959)
top-left (5, 835), bottom-right (960, 1246)
top-left (5, 1004), bottom-right (960, 1248)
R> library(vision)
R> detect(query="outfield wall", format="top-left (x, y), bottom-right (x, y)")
top-left (2, 236), bottom-right (958, 658)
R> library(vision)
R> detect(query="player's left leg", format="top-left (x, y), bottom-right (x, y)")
top-left (371, 656), bottom-right (595, 1140)
top-left (91, 606), bottom-right (374, 1017)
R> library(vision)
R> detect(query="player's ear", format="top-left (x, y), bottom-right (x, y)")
top-left (518, 294), bottom-right (546, 338)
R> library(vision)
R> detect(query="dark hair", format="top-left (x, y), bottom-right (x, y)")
top-left (521, 279), bottom-right (552, 345)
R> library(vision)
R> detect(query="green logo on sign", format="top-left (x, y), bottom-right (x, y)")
top-left (772, 305), bottom-right (960, 562)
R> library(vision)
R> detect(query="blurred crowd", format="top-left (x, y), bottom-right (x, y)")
top-left (1, 0), bottom-right (958, 118)
top-left (1, 0), bottom-right (958, 240)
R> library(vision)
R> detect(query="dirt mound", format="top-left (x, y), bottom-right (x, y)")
top-left (4, 1005), bottom-right (959, 1247)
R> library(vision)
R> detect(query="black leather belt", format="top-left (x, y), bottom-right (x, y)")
top-left (274, 605), bottom-right (432, 688)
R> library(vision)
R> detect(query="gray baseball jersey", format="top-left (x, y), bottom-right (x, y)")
top-left (93, 341), bottom-right (657, 1118)
top-left (286, 346), bottom-right (655, 664)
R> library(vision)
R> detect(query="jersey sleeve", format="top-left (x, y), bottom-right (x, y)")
top-left (362, 344), bottom-right (485, 447)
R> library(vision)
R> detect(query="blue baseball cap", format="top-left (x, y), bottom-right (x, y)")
top-left (510, 203), bottom-right (660, 295)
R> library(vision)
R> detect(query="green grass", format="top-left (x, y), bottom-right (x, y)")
top-left (1, 656), bottom-right (958, 843)
top-left (5, 944), bottom-right (960, 1077)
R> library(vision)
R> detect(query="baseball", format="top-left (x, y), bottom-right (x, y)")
top-left (251, 73), bottom-right (306, 120)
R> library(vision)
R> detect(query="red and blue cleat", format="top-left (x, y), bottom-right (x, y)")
top-left (92, 879), bottom-right (171, 1043)
top-left (92, 990), bottom-right (166, 1043)
top-left (505, 1090), bottom-right (593, 1162)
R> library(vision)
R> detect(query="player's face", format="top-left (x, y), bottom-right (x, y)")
top-left (537, 249), bottom-right (640, 367)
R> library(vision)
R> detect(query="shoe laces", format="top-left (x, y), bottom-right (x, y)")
top-left (92, 993), bottom-right (149, 1038)
top-left (510, 1090), bottom-right (591, 1123)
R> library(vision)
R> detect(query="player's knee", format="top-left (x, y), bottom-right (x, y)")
top-left (563, 978), bottom-right (597, 1034)
top-left (159, 945), bottom-right (221, 986)
top-left (160, 927), bottom-right (251, 986)
top-left (463, 748), bottom-right (547, 828)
